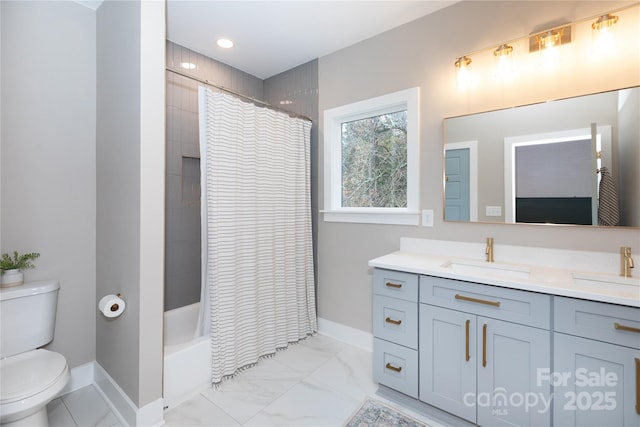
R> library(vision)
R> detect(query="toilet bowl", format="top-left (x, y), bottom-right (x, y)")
top-left (0, 349), bottom-right (69, 426)
top-left (0, 281), bottom-right (69, 427)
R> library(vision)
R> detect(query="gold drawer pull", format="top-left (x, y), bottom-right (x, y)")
top-left (482, 323), bottom-right (488, 368)
top-left (385, 282), bottom-right (402, 289)
top-left (465, 319), bottom-right (470, 362)
top-left (614, 322), bottom-right (640, 334)
top-left (385, 317), bottom-right (402, 325)
top-left (455, 293), bottom-right (501, 307)
top-left (635, 358), bottom-right (640, 415)
top-left (385, 362), bottom-right (402, 373)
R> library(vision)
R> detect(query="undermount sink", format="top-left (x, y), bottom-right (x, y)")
top-left (572, 272), bottom-right (640, 291)
top-left (441, 259), bottom-right (531, 279)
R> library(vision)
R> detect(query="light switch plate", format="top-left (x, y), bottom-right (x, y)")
top-left (422, 209), bottom-right (434, 227)
top-left (486, 206), bottom-right (502, 216)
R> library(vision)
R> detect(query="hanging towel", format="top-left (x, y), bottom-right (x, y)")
top-left (597, 166), bottom-right (620, 226)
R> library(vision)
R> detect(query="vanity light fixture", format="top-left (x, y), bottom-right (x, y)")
top-left (217, 38), bottom-right (234, 49)
top-left (592, 14), bottom-right (619, 55)
top-left (493, 44), bottom-right (514, 80)
top-left (592, 14), bottom-right (619, 31)
top-left (529, 24), bottom-right (572, 53)
top-left (493, 44), bottom-right (513, 58)
top-left (540, 30), bottom-right (560, 49)
top-left (454, 56), bottom-right (472, 88)
top-left (454, 55), bottom-right (472, 69)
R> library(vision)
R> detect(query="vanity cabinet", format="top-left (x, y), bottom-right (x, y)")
top-left (553, 297), bottom-right (640, 427)
top-left (418, 275), bottom-right (551, 427)
top-left (371, 265), bottom-right (639, 427)
top-left (372, 269), bottom-right (419, 398)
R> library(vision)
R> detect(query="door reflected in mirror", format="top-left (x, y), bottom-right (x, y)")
top-left (443, 86), bottom-right (639, 228)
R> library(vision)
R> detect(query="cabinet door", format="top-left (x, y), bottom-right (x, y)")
top-left (554, 333), bottom-right (640, 427)
top-left (476, 317), bottom-right (551, 427)
top-left (419, 304), bottom-right (477, 423)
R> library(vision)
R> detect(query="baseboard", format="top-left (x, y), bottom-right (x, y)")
top-left (57, 361), bottom-right (95, 397)
top-left (93, 362), bottom-right (164, 427)
top-left (317, 317), bottom-right (373, 352)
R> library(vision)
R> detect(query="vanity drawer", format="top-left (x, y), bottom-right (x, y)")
top-left (373, 295), bottom-right (418, 349)
top-left (373, 337), bottom-right (418, 398)
top-left (419, 275), bottom-right (551, 330)
top-left (554, 297), bottom-right (640, 349)
top-left (373, 268), bottom-right (418, 302)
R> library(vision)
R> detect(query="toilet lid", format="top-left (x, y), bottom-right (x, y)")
top-left (0, 349), bottom-right (68, 404)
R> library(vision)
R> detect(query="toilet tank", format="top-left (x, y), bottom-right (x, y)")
top-left (0, 280), bottom-right (60, 358)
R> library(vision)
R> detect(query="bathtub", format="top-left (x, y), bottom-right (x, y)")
top-left (163, 302), bottom-right (211, 408)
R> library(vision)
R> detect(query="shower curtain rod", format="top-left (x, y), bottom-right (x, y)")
top-left (166, 66), bottom-right (312, 122)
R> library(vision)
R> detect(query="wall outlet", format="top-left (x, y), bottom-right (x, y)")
top-left (422, 209), bottom-right (434, 227)
top-left (486, 206), bottom-right (502, 216)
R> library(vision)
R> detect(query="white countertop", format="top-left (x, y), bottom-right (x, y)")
top-left (368, 239), bottom-right (640, 308)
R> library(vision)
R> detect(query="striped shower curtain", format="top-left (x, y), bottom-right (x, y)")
top-left (198, 87), bottom-right (317, 385)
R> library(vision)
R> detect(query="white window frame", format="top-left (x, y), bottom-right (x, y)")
top-left (322, 87), bottom-right (420, 225)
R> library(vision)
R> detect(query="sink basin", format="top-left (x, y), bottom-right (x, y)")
top-left (572, 272), bottom-right (640, 291)
top-left (441, 259), bottom-right (531, 279)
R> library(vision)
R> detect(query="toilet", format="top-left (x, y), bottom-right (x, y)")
top-left (0, 281), bottom-right (69, 427)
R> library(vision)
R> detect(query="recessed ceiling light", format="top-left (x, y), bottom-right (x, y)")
top-left (180, 62), bottom-right (196, 70)
top-left (217, 38), bottom-right (234, 49)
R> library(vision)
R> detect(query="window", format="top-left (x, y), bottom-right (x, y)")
top-left (323, 87), bottom-right (420, 224)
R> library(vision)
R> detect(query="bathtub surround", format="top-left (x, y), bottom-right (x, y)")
top-left (199, 88), bottom-right (316, 384)
top-left (163, 303), bottom-right (210, 407)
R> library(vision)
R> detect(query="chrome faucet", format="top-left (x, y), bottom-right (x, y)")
top-left (486, 238), bottom-right (494, 263)
top-left (621, 247), bottom-right (634, 278)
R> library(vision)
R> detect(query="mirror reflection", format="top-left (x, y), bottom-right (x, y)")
top-left (444, 87), bottom-right (639, 228)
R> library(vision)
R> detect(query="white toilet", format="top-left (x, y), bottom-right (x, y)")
top-left (0, 281), bottom-right (70, 426)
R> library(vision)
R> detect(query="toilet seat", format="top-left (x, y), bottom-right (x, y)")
top-left (0, 349), bottom-right (68, 405)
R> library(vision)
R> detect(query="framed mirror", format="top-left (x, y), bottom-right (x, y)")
top-left (443, 86), bottom-right (639, 228)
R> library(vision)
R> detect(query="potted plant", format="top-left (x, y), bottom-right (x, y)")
top-left (1, 251), bottom-right (40, 287)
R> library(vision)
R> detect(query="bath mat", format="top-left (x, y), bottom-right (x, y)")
top-left (344, 399), bottom-right (430, 427)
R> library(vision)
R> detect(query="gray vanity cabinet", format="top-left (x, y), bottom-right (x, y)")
top-left (553, 297), bottom-right (640, 427)
top-left (418, 275), bottom-right (551, 427)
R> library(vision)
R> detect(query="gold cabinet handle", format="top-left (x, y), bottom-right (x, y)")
top-left (385, 282), bottom-right (402, 289)
top-left (385, 362), bottom-right (402, 373)
top-left (636, 358), bottom-right (640, 415)
top-left (482, 323), bottom-right (488, 368)
top-left (465, 319), bottom-right (470, 362)
top-left (385, 317), bottom-right (402, 325)
top-left (614, 322), bottom-right (640, 334)
top-left (455, 293), bottom-right (501, 307)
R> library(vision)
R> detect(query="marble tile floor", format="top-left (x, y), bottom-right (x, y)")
top-left (47, 335), bottom-right (453, 426)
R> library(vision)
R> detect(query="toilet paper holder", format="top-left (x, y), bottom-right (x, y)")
top-left (109, 293), bottom-right (123, 312)
top-left (99, 293), bottom-right (126, 318)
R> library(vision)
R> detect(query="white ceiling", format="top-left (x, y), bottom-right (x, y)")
top-left (167, 1), bottom-right (458, 79)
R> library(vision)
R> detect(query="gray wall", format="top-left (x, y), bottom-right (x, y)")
top-left (97, 0), bottom-right (164, 407)
top-left (317, 1), bottom-right (640, 333)
top-left (0, 0), bottom-right (97, 369)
